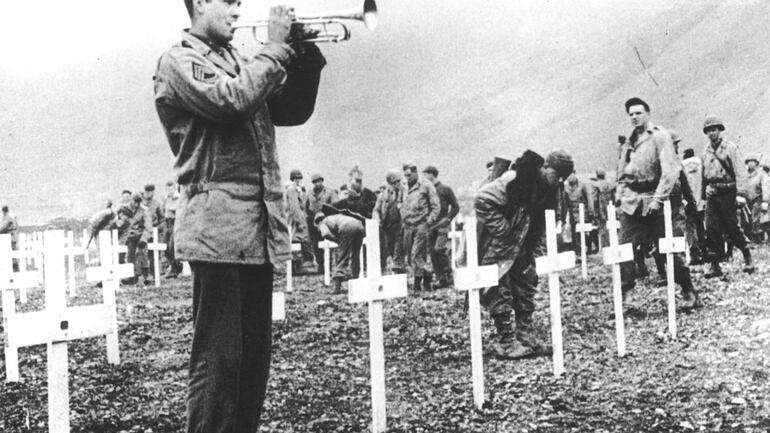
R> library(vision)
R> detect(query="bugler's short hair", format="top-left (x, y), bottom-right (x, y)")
top-left (625, 97), bottom-right (650, 113)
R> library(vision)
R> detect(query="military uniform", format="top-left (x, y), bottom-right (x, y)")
top-left (154, 30), bottom-right (323, 432)
top-left (615, 122), bottom-right (695, 299)
top-left (374, 179), bottom-right (405, 272)
top-left (306, 183), bottom-right (338, 272)
top-left (285, 182), bottom-right (314, 269)
top-left (162, 189), bottom-right (182, 277)
top-left (682, 153), bottom-right (706, 262)
top-left (702, 137), bottom-right (751, 268)
top-left (400, 178), bottom-right (440, 285)
top-left (565, 175), bottom-right (594, 254)
top-left (428, 180), bottom-right (459, 285)
top-left (745, 163), bottom-right (769, 242)
top-left (592, 174), bottom-right (615, 248)
top-left (318, 214), bottom-right (365, 285)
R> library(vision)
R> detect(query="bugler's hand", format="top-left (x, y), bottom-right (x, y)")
top-left (268, 5), bottom-right (293, 44)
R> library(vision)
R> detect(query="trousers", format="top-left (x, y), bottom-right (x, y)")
top-left (403, 223), bottom-right (431, 278)
top-left (428, 225), bottom-right (451, 276)
top-left (618, 203), bottom-right (693, 293)
top-left (705, 190), bottom-right (748, 260)
top-left (187, 263), bottom-right (274, 433)
top-left (480, 255), bottom-right (538, 317)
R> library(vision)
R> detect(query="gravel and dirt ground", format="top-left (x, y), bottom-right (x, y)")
top-left (2, 246), bottom-right (769, 432)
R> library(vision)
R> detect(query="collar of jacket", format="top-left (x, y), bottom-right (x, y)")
top-left (706, 138), bottom-right (724, 154)
top-left (180, 30), bottom-right (239, 77)
top-left (629, 122), bottom-right (660, 149)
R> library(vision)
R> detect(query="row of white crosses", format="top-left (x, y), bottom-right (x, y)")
top-left (2, 230), bottom-right (130, 432)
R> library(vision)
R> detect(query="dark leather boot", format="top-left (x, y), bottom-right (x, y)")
top-left (491, 312), bottom-right (535, 360)
top-left (422, 273), bottom-right (433, 291)
top-left (741, 248), bottom-right (756, 274)
top-left (705, 261), bottom-right (723, 279)
top-left (413, 276), bottom-right (422, 292)
top-left (332, 277), bottom-right (344, 294)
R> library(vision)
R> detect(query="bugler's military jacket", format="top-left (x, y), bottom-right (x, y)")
top-left (153, 31), bottom-right (323, 265)
top-left (615, 123), bottom-right (681, 216)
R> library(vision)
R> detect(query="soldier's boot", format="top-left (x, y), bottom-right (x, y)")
top-left (431, 272), bottom-right (451, 289)
top-left (741, 248), bottom-right (756, 274)
top-left (422, 273), bottom-right (433, 291)
top-left (515, 313), bottom-right (552, 357)
top-left (332, 277), bottom-right (344, 294)
top-left (704, 261), bottom-right (723, 279)
top-left (490, 313), bottom-right (535, 360)
top-left (679, 290), bottom-right (703, 311)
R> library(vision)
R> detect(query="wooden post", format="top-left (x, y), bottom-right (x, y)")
top-left (658, 200), bottom-right (685, 339)
top-left (602, 205), bottom-right (633, 357)
top-left (272, 292), bottom-right (286, 321)
top-left (453, 216), bottom-right (497, 409)
top-left (85, 230), bottom-right (133, 364)
top-left (575, 203), bottom-right (595, 280)
top-left (535, 210), bottom-right (576, 377)
top-left (286, 228), bottom-right (302, 292)
top-left (146, 227), bottom-right (167, 288)
top-left (349, 219), bottom-right (408, 432)
top-left (448, 217), bottom-right (462, 270)
top-left (1, 234), bottom-right (40, 382)
top-left (318, 239), bottom-right (338, 286)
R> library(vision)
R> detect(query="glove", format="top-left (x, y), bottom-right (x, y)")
top-left (736, 196), bottom-right (747, 205)
top-left (762, 202), bottom-right (769, 212)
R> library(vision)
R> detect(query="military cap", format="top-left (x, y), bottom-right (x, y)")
top-left (422, 165), bottom-right (438, 177)
top-left (122, 189), bottom-right (132, 195)
top-left (702, 115), bottom-right (725, 133)
top-left (546, 149), bottom-right (575, 179)
top-left (311, 173), bottom-right (324, 182)
top-left (624, 97), bottom-right (650, 113)
top-left (144, 184), bottom-right (155, 192)
top-left (596, 168), bottom-right (606, 179)
top-left (1, 205), bottom-right (8, 212)
top-left (289, 169), bottom-right (303, 180)
top-left (402, 163), bottom-right (418, 172)
top-left (385, 170), bottom-right (402, 184)
top-left (486, 161), bottom-right (494, 169)
top-left (745, 154), bottom-right (760, 164)
top-left (618, 135), bottom-right (627, 144)
top-left (682, 148), bottom-right (695, 159)
top-left (132, 192), bottom-right (143, 203)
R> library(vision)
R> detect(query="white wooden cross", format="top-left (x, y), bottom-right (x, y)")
top-left (453, 216), bottom-right (497, 409)
top-left (348, 218), bottom-right (408, 433)
top-left (575, 203), bottom-right (596, 279)
top-left (318, 239), bottom-right (338, 286)
top-left (286, 228), bottom-right (302, 293)
top-left (63, 230), bottom-right (86, 297)
top-left (7, 240), bottom-right (38, 304)
top-left (4, 231), bottom-right (119, 433)
top-left (535, 209), bottom-right (576, 377)
top-left (182, 261), bottom-right (192, 277)
top-left (657, 200), bottom-right (685, 339)
top-left (85, 230), bottom-right (133, 364)
top-left (358, 236), bottom-right (368, 278)
top-left (448, 216), bottom-right (463, 270)
top-left (601, 204), bottom-right (633, 357)
top-left (147, 227), bottom-right (167, 288)
top-left (1, 234), bottom-right (40, 382)
top-left (272, 292), bottom-right (286, 321)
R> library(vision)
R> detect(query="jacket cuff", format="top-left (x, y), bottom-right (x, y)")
top-left (260, 41), bottom-right (297, 68)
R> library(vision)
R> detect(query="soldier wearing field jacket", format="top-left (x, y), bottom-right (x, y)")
top-left (153, 2), bottom-right (325, 430)
top-left (374, 170), bottom-right (405, 273)
top-left (400, 163), bottom-right (440, 290)
top-left (700, 115), bottom-right (754, 277)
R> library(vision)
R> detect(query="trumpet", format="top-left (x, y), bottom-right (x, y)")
top-left (233, 0), bottom-right (378, 43)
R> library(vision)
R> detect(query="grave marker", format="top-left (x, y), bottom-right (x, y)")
top-left (147, 227), bottom-right (167, 288)
top-left (4, 231), bottom-right (119, 432)
top-left (448, 216), bottom-right (462, 270)
top-left (601, 204), bottom-right (633, 357)
top-left (318, 239), bottom-right (338, 286)
top-left (453, 216), bottom-right (497, 409)
top-left (286, 228), bottom-right (302, 293)
top-left (348, 218), bottom-right (408, 432)
top-left (575, 203), bottom-right (596, 279)
top-left (657, 200), bottom-right (685, 339)
top-left (535, 210), bottom-right (576, 377)
top-left (1, 234), bottom-right (40, 382)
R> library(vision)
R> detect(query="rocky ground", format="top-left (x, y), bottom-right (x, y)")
top-left (1, 247), bottom-right (769, 432)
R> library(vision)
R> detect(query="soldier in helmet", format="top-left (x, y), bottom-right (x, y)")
top-left (592, 168), bottom-right (615, 249)
top-left (285, 169), bottom-right (314, 273)
top-left (745, 154), bottom-right (769, 243)
top-left (701, 115), bottom-right (754, 277)
top-left (615, 98), bottom-right (699, 312)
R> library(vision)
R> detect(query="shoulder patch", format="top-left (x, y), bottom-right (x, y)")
top-left (192, 62), bottom-right (217, 84)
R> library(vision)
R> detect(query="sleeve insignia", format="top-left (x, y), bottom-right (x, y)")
top-left (192, 62), bottom-right (217, 84)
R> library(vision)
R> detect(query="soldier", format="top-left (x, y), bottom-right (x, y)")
top-left (682, 148), bottom-right (706, 264)
top-left (374, 170), bottom-right (405, 273)
top-left (285, 169), bottom-right (314, 273)
top-left (162, 181), bottom-right (183, 278)
top-left (565, 172), bottom-right (594, 257)
top-left (142, 184), bottom-right (165, 276)
top-left (745, 154), bottom-right (769, 243)
top-left (332, 166), bottom-right (377, 219)
top-left (306, 173), bottom-right (338, 273)
top-left (0, 205), bottom-right (20, 271)
top-left (118, 194), bottom-right (153, 285)
top-left (86, 199), bottom-right (116, 248)
top-left (476, 149), bottom-right (572, 360)
top-left (592, 168), bottom-right (615, 249)
top-left (400, 163), bottom-right (440, 291)
top-left (153, 1), bottom-right (325, 430)
top-left (615, 98), bottom-right (699, 312)
top-left (314, 212), bottom-right (365, 293)
top-left (701, 115), bottom-right (754, 277)
top-left (421, 165), bottom-right (459, 288)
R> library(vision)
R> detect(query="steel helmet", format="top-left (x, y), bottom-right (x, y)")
top-left (702, 115), bottom-right (725, 133)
